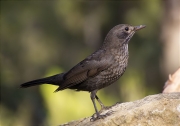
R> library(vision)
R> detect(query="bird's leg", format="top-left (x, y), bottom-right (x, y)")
top-left (90, 90), bottom-right (100, 119)
top-left (90, 90), bottom-right (107, 121)
top-left (95, 95), bottom-right (105, 110)
top-left (95, 95), bottom-right (111, 112)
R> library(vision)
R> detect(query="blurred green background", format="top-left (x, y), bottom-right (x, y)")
top-left (1, 0), bottom-right (179, 125)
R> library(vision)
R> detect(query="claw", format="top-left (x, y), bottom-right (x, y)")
top-left (90, 110), bottom-right (114, 121)
top-left (90, 114), bottom-right (107, 121)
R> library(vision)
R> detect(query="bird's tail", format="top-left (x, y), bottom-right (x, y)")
top-left (20, 73), bottom-right (65, 88)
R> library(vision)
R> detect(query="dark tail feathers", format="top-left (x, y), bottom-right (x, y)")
top-left (20, 73), bottom-right (65, 88)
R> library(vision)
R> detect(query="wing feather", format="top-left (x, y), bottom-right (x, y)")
top-left (55, 49), bottom-right (111, 91)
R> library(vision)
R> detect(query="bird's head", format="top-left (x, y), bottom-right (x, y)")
top-left (103, 24), bottom-right (146, 48)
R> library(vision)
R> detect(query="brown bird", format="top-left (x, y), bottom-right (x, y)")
top-left (20, 24), bottom-right (146, 121)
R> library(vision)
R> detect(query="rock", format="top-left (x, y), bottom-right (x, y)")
top-left (163, 68), bottom-right (180, 93)
top-left (61, 93), bottom-right (180, 126)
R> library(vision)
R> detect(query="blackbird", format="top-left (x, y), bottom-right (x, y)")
top-left (20, 24), bottom-right (146, 121)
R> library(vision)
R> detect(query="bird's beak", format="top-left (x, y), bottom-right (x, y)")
top-left (134, 25), bottom-right (146, 31)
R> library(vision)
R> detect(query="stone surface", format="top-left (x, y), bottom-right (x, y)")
top-left (61, 93), bottom-right (180, 126)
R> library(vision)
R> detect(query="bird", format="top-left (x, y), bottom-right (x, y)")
top-left (20, 24), bottom-right (146, 121)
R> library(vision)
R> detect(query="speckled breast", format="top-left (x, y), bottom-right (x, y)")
top-left (78, 44), bottom-right (129, 91)
top-left (100, 44), bottom-right (129, 84)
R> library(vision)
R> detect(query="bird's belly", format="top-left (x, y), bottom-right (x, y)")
top-left (96, 63), bottom-right (127, 89)
top-left (72, 59), bottom-right (128, 92)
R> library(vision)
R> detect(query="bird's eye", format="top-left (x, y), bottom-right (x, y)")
top-left (125, 27), bottom-right (129, 31)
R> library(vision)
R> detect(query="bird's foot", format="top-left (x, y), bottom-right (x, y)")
top-left (90, 110), bottom-right (113, 121)
top-left (90, 114), bottom-right (107, 121)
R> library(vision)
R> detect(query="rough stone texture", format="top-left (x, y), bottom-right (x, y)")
top-left (61, 93), bottom-right (180, 126)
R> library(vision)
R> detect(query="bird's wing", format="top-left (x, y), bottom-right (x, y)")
top-left (55, 49), bottom-right (111, 91)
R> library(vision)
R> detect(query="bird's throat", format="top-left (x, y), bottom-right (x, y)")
top-left (124, 31), bottom-right (135, 44)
